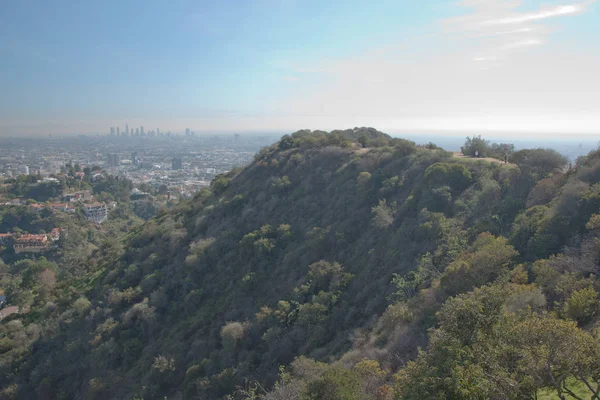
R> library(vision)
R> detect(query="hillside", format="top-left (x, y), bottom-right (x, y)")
top-left (4, 128), bottom-right (600, 400)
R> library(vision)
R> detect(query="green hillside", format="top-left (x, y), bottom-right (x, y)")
top-left (4, 128), bottom-right (600, 400)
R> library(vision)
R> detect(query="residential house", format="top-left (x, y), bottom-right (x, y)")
top-left (49, 203), bottom-right (75, 214)
top-left (63, 190), bottom-right (93, 202)
top-left (0, 306), bottom-right (19, 320)
top-left (83, 202), bottom-right (108, 224)
top-left (0, 233), bottom-right (13, 245)
top-left (13, 234), bottom-right (49, 254)
top-left (29, 203), bottom-right (45, 212)
top-left (48, 228), bottom-right (61, 241)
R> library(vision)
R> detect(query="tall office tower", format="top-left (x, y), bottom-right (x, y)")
top-left (185, 128), bottom-right (190, 137)
top-left (136, 128), bottom-right (139, 135)
top-left (107, 153), bottom-right (119, 167)
top-left (172, 157), bottom-right (183, 170)
top-left (110, 127), bottom-right (115, 135)
top-left (116, 127), bottom-right (120, 136)
top-left (157, 128), bottom-right (160, 135)
top-left (140, 126), bottom-right (144, 135)
top-left (126, 124), bottom-right (129, 134)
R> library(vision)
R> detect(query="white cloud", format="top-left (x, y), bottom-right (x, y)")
top-left (266, 1), bottom-right (599, 135)
top-left (501, 38), bottom-right (543, 49)
top-left (441, 0), bottom-right (595, 62)
top-left (481, 4), bottom-right (584, 25)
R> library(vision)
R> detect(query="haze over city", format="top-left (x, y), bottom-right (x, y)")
top-left (1, 0), bottom-right (598, 137)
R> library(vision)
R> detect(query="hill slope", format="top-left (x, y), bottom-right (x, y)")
top-left (5, 128), bottom-right (600, 400)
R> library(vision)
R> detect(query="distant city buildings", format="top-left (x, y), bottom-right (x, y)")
top-left (107, 124), bottom-right (201, 139)
top-left (107, 153), bottom-right (119, 167)
top-left (0, 133), bottom-right (262, 200)
top-left (172, 157), bottom-right (183, 170)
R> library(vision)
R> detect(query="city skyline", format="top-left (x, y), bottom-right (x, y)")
top-left (0, 1), bottom-right (598, 137)
top-left (107, 124), bottom-right (191, 137)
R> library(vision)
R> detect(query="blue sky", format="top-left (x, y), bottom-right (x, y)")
top-left (0, 0), bottom-right (598, 136)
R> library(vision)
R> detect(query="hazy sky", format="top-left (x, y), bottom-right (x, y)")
top-left (0, 0), bottom-right (598, 137)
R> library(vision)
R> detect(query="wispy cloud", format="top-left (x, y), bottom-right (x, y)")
top-left (501, 38), bottom-right (543, 50)
top-left (481, 4), bottom-right (585, 25)
top-left (443, 0), bottom-right (596, 62)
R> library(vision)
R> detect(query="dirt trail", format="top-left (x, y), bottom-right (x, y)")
top-left (451, 152), bottom-right (515, 167)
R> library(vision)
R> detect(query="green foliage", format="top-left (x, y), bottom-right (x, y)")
top-left (356, 172), bottom-right (371, 187)
top-left (424, 162), bottom-right (472, 192)
top-left (511, 148), bottom-right (568, 178)
top-left (371, 199), bottom-right (395, 228)
top-left (562, 286), bottom-right (600, 325)
top-left (73, 296), bottom-right (91, 315)
top-left (300, 367), bottom-right (362, 400)
top-left (488, 142), bottom-right (515, 160)
top-left (440, 233), bottom-right (517, 297)
top-left (462, 135), bottom-right (490, 157)
top-left (395, 284), bottom-right (600, 400)
top-left (221, 321), bottom-right (246, 351)
top-left (211, 174), bottom-right (231, 194)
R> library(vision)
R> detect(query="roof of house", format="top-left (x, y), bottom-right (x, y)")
top-left (84, 202), bottom-right (106, 208)
top-left (0, 306), bottom-right (19, 317)
top-left (16, 234), bottom-right (47, 243)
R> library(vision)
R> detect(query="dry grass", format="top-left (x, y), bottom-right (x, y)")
top-left (451, 152), bottom-right (516, 167)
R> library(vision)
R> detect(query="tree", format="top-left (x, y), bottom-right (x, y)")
top-left (462, 135), bottom-right (490, 157)
top-left (562, 286), bottom-right (600, 325)
top-left (158, 184), bottom-right (169, 195)
top-left (301, 367), bottom-right (362, 400)
top-left (73, 296), bottom-right (91, 315)
top-left (395, 284), bottom-right (600, 400)
top-left (440, 233), bottom-right (517, 297)
top-left (424, 162), bottom-right (472, 192)
top-left (221, 321), bottom-right (246, 351)
top-left (511, 148), bottom-right (568, 178)
top-left (371, 199), bottom-right (395, 228)
top-left (489, 143), bottom-right (515, 161)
